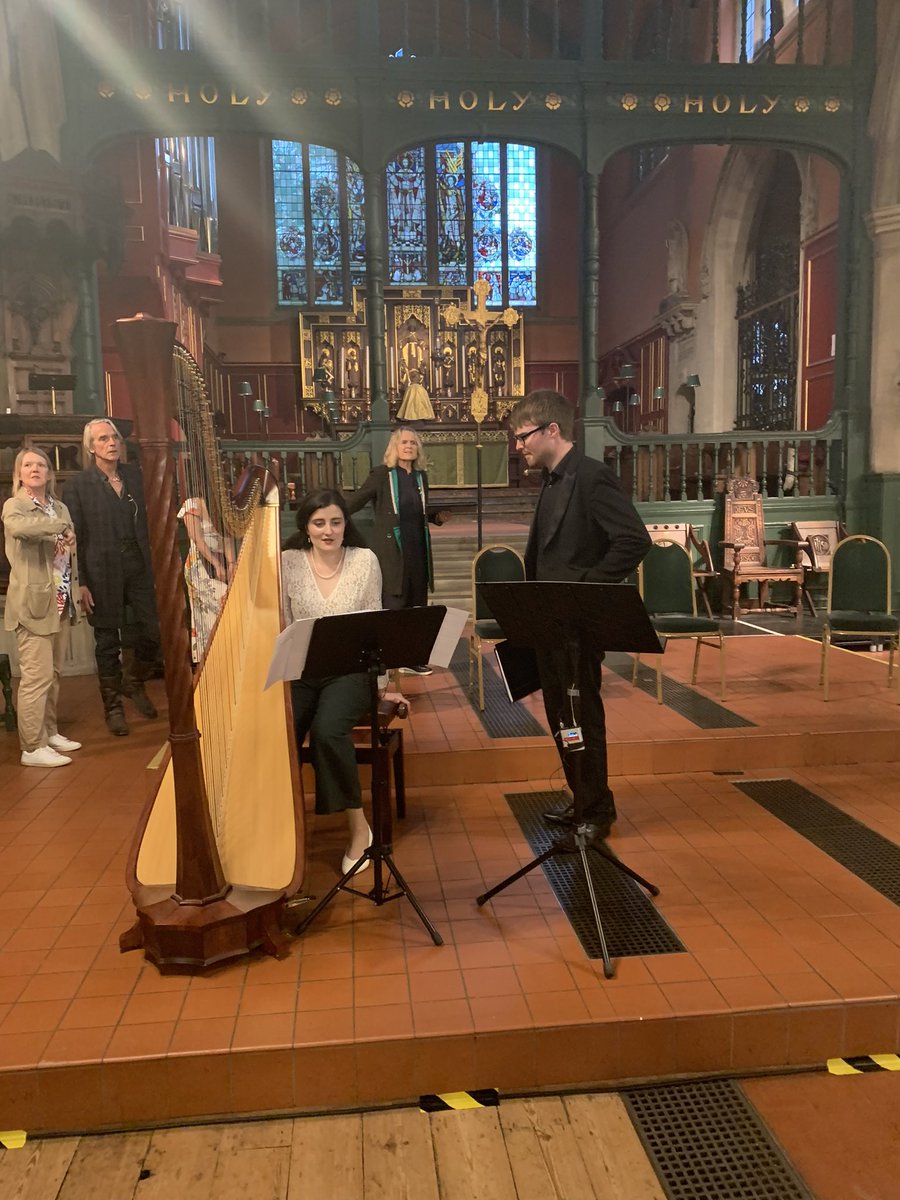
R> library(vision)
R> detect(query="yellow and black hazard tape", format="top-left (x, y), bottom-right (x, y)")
top-left (827, 1054), bottom-right (900, 1075)
top-left (419, 1088), bottom-right (499, 1113)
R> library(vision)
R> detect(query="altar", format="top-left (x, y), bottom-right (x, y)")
top-left (298, 283), bottom-right (523, 490)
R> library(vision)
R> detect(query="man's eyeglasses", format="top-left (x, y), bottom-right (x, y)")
top-left (513, 424), bottom-right (549, 446)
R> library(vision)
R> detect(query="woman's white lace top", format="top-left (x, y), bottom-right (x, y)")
top-left (282, 546), bottom-right (382, 625)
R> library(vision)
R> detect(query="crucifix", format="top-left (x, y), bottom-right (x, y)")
top-left (443, 279), bottom-right (520, 548)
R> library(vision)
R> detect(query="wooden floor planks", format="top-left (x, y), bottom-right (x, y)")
top-left (0, 1095), bottom-right (663, 1200)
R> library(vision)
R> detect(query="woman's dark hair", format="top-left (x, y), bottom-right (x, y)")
top-left (283, 487), bottom-right (366, 550)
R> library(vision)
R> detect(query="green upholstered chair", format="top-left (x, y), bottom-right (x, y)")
top-left (820, 535), bottom-right (900, 702)
top-left (468, 545), bottom-right (526, 711)
top-left (634, 539), bottom-right (725, 704)
top-left (790, 519), bottom-right (848, 616)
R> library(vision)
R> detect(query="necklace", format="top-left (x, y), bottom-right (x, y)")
top-left (309, 548), bottom-right (345, 579)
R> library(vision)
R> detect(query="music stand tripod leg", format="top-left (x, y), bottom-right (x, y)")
top-left (589, 841), bottom-right (660, 896)
top-left (476, 846), bottom-right (561, 906)
top-left (381, 851), bottom-right (443, 945)
top-left (289, 657), bottom-right (443, 947)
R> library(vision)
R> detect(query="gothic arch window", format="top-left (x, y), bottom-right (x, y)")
top-left (386, 141), bottom-right (538, 307)
top-left (630, 8), bottom-right (671, 189)
top-left (155, 1), bottom-right (190, 49)
top-left (741, 2), bottom-right (799, 60)
top-left (735, 151), bottom-right (801, 430)
top-left (272, 141), bottom-right (366, 307)
top-left (272, 139), bottom-right (538, 309)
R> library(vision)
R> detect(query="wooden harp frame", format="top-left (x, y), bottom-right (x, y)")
top-left (115, 314), bottom-right (304, 973)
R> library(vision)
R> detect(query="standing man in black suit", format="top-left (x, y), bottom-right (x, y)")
top-left (63, 419), bottom-right (161, 736)
top-left (510, 390), bottom-right (651, 845)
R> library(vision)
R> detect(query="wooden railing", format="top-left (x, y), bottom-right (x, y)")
top-left (218, 426), bottom-right (373, 501)
top-left (584, 412), bottom-right (847, 506)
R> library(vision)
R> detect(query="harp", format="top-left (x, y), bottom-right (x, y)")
top-left (114, 315), bottom-right (305, 972)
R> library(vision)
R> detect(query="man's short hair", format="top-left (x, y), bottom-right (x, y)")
top-left (508, 390), bottom-right (575, 441)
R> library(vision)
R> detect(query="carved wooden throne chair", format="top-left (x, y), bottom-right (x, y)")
top-left (721, 478), bottom-right (804, 621)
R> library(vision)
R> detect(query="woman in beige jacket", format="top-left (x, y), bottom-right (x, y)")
top-left (2, 447), bottom-right (83, 767)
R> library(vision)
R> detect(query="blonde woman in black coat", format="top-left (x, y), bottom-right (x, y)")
top-left (345, 428), bottom-right (448, 675)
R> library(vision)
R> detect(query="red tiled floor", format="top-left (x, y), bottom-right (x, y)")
top-left (3, 628), bottom-right (900, 1132)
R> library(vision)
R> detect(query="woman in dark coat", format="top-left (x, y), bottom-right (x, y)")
top-left (346, 427), bottom-right (448, 675)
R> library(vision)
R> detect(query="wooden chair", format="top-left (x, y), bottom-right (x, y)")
top-left (819, 535), bottom-right (900, 702)
top-left (300, 699), bottom-right (408, 819)
top-left (790, 520), bottom-right (848, 616)
top-left (468, 544), bottom-right (526, 711)
top-left (645, 522), bottom-right (718, 617)
top-left (353, 698), bottom-right (408, 819)
top-left (721, 478), bottom-right (804, 620)
top-left (633, 540), bottom-right (725, 702)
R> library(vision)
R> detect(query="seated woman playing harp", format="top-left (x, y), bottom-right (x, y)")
top-left (281, 488), bottom-right (382, 877)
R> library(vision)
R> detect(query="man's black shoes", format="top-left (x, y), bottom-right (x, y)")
top-left (550, 821), bottom-right (613, 854)
top-left (542, 801), bottom-right (576, 826)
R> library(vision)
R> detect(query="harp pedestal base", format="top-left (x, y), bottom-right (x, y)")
top-left (120, 885), bottom-right (291, 974)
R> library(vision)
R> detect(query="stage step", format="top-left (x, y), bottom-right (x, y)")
top-left (431, 528), bottom-right (529, 615)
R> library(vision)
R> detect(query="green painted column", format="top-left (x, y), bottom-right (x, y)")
top-left (581, 170), bottom-right (607, 459)
top-left (363, 167), bottom-right (391, 466)
top-left (72, 261), bottom-right (105, 415)
top-left (581, 170), bottom-right (600, 405)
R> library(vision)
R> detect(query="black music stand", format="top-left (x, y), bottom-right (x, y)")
top-left (288, 606), bottom-right (447, 946)
top-left (474, 581), bottom-right (663, 978)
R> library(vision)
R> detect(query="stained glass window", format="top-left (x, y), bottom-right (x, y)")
top-left (346, 159), bottom-right (367, 290)
top-left (505, 143), bottom-right (537, 306)
top-left (435, 142), bottom-right (467, 286)
top-left (274, 139), bottom-right (538, 307)
top-left (273, 141), bottom-right (308, 304)
top-left (309, 145), bottom-right (342, 304)
top-left (273, 141), bottom-right (366, 306)
top-left (470, 142), bottom-right (503, 306)
top-left (386, 147), bottom-right (428, 284)
top-left (386, 139), bottom-right (538, 307)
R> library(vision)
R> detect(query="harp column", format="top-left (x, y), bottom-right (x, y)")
top-left (114, 314), bottom-right (229, 904)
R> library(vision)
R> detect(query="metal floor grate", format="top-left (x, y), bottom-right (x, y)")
top-left (505, 792), bottom-right (683, 959)
top-left (449, 645), bottom-right (546, 739)
top-left (605, 653), bottom-right (755, 730)
top-left (735, 778), bottom-right (900, 906)
top-left (624, 1079), bottom-right (814, 1200)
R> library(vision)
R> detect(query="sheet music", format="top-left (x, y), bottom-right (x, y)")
top-left (264, 617), bottom-right (316, 689)
top-left (264, 605), bottom-right (468, 688)
top-left (429, 606), bottom-right (468, 668)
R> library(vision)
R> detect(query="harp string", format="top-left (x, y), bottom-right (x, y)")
top-left (171, 345), bottom-right (256, 839)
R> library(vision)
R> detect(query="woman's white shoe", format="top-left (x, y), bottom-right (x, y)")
top-left (21, 746), bottom-right (72, 768)
top-left (341, 825), bottom-right (373, 876)
top-left (47, 734), bottom-right (82, 752)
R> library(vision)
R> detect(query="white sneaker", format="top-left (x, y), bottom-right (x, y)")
top-left (47, 734), bottom-right (82, 752)
top-left (21, 746), bottom-right (72, 768)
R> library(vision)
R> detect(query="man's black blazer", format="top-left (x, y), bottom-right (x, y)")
top-left (62, 461), bottom-right (154, 627)
top-left (523, 450), bottom-right (650, 584)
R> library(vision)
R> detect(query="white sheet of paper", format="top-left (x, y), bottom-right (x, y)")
top-left (264, 617), bottom-right (315, 690)
top-left (429, 606), bottom-right (468, 667)
top-left (264, 604), bottom-right (467, 688)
